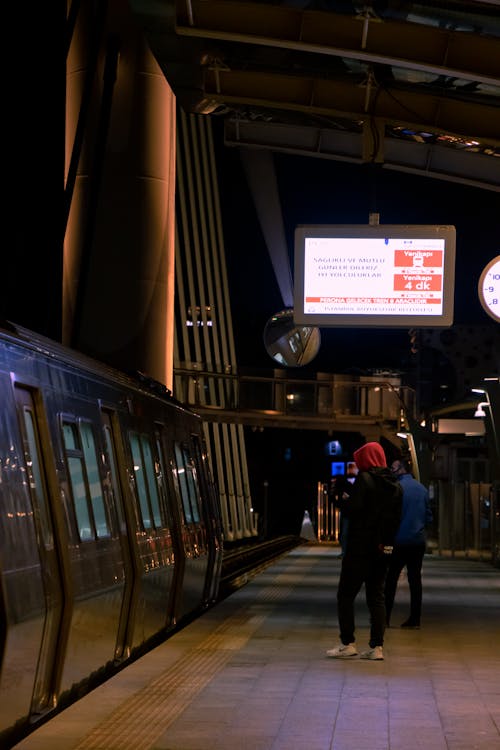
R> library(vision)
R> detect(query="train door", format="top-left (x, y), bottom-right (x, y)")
top-left (14, 386), bottom-right (65, 713)
top-left (101, 409), bottom-right (135, 660)
top-left (172, 440), bottom-right (210, 614)
top-left (154, 424), bottom-right (185, 627)
top-left (124, 422), bottom-right (178, 648)
top-left (191, 433), bottom-right (223, 603)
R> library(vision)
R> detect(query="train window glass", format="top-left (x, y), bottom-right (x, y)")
top-left (126, 432), bottom-right (163, 529)
top-left (174, 442), bottom-right (194, 524)
top-left (63, 422), bottom-right (77, 450)
top-left (140, 435), bottom-right (162, 527)
top-left (103, 423), bottom-right (125, 532)
top-left (169, 453), bottom-right (184, 522)
top-left (103, 426), bottom-right (117, 483)
top-left (22, 407), bottom-right (53, 547)
top-left (79, 422), bottom-right (110, 539)
top-left (182, 445), bottom-right (201, 523)
top-left (155, 432), bottom-right (174, 529)
top-left (192, 434), bottom-right (222, 538)
top-left (129, 432), bottom-right (152, 529)
top-left (62, 422), bottom-right (94, 541)
top-left (63, 422), bottom-right (93, 540)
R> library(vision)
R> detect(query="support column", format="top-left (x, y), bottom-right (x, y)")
top-left (64, 0), bottom-right (176, 388)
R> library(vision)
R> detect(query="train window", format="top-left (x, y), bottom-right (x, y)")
top-left (129, 432), bottom-right (162, 529)
top-left (103, 426), bottom-right (118, 488)
top-left (174, 443), bottom-right (193, 523)
top-left (140, 436), bottom-right (162, 527)
top-left (22, 407), bottom-right (53, 548)
top-left (173, 442), bottom-right (201, 523)
top-left (102, 421), bottom-right (126, 532)
top-left (130, 433), bottom-right (151, 528)
top-left (61, 420), bottom-right (110, 541)
top-left (182, 445), bottom-right (201, 523)
top-left (63, 423), bottom-right (93, 540)
top-left (154, 431), bottom-right (174, 529)
top-left (79, 422), bottom-right (110, 539)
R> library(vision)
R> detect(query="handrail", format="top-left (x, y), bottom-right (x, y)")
top-left (173, 367), bottom-right (416, 424)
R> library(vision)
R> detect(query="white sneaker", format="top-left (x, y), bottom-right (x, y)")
top-left (326, 642), bottom-right (358, 658)
top-left (360, 646), bottom-right (384, 660)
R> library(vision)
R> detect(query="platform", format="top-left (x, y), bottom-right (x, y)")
top-left (12, 543), bottom-right (500, 750)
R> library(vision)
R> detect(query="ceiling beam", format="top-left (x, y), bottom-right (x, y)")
top-left (176, 1), bottom-right (500, 85)
top-left (200, 67), bottom-right (500, 146)
top-left (224, 118), bottom-right (500, 192)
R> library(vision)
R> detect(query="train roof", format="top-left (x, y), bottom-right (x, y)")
top-left (0, 320), bottom-right (194, 416)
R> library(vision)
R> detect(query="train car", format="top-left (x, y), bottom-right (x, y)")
top-left (0, 322), bottom-right (223, 748)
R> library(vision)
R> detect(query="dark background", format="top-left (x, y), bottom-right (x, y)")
top-left (216, 128), bottom-right (499, 523)
top-left (217, 124), bottom-right (500, 376)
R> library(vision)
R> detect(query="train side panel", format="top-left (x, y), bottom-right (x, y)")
top-left (0, 326), bottom-right (223, 748)
top-left (0, 372), bottom-right (51, 734)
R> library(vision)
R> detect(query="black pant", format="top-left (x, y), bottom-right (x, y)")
top-left (337, 552), bottom-right (389, 648)
top-left (385, 543), bottom-right (426, 625)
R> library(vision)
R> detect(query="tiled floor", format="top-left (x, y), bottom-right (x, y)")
top-left (13, 544), bottom-right (500, 750)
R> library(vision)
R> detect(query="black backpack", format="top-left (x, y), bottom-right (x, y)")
top-left (365, 469), bottom-right (403, 548)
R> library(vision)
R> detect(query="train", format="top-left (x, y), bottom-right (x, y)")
top-left (0, 321), bottom-right (224, 748)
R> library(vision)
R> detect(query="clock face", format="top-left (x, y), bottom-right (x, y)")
top-left (478, 256), bottom-right (500, 322)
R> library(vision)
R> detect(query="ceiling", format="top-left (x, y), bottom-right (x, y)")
top-left (131, 0), bottom-right (500, 191)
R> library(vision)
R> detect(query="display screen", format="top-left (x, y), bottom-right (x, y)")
top-left (293, 224), bottom-right (456, 327)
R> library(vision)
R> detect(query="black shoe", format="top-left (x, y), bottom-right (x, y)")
top-left (400, 619), bottom-right (420, 629)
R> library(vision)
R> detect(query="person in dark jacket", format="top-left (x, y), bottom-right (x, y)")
top-left (384, 458), bottom-right (433, 629)
top-left (326, 442), bottom-right (402, 661)
top-left (329, 461), bottom-right (358, 556)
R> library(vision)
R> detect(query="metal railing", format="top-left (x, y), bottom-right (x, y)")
top-left (174, 368), bottom-right (416, 426)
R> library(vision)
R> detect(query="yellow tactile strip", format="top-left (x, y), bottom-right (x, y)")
top-left (75, 553), bottom-right (315, 750)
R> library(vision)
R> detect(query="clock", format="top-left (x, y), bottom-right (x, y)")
top-left (478, 255), bottom-right (500, 322)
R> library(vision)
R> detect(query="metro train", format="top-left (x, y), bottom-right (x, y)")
top-left (0, 321), bottom-right (224, 748)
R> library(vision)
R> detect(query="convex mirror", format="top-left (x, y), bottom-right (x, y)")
top-left (263, 309), bottom-right (321, 366)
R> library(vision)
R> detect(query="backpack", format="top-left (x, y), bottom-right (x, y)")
top-left (365, 470), bottom-right (403, 549)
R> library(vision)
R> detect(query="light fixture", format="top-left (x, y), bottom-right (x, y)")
top-left (474, 402), bottom-right (488, 418)
top-left (471, 388), bottom-right (486, 395)
top-left (397, 432), bottom-right (408, 439)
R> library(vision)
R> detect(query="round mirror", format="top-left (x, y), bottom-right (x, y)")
top-left (263, 309), bottom-right (321, 367)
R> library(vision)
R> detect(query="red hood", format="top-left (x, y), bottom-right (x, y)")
top-left (353, 442), bottom-right (387, 471)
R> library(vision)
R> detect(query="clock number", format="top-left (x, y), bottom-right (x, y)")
top-left (478, 255), bottom-right (500, 323)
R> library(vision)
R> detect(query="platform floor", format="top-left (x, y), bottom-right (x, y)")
top-left (12, 543), bottom-right (500, 750)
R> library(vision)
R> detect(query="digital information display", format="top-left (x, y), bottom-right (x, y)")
top-left (293, 224), bottom-right (456, 328)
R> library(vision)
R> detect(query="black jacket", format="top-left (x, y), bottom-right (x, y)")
top-left (337, 468), bottom-right (402, 556)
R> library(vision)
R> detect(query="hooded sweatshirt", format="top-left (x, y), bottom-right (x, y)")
top-left (342, 442), bottom-right (402, 555)
top-left (353, 442), bottom-right (387, 471)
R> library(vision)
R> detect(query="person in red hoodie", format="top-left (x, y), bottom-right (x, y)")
top-left (326, 441), bottom-right (402, 661)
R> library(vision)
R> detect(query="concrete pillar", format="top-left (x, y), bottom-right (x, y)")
top-left (64, 0), bottom-right (176, 388)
